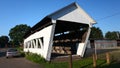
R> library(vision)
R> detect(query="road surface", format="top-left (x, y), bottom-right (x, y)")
top-left (0, 48), bottom-right (43, 68)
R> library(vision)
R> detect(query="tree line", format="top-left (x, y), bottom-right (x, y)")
top-left (89, 27), bottom-right (120, 40)
top-left (0, 24), bottom-right (31, 48)
top-left (0, 24), bottom-right (119, 48)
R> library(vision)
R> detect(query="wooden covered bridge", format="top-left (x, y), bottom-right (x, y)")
top-left (24, 2), bottom-right (96, 61)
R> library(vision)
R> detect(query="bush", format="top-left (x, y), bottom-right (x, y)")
top-left (17, 47), bottom-right (23, 52)
top-left (16, 47), bottom-right (25, 57)
top-left (20, 52), bottom-right (25, 57)
top-left (25, 52), bottom-right (46, 64)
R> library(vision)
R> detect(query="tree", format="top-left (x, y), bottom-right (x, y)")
top-left (0, 36), bottom-right (9, 48)
top-left (9, 24), bottom-right (31, 46)
top-left (89, 27), bottom-right (103, 39)
top-left (105, 31), bottom-right (119, 39)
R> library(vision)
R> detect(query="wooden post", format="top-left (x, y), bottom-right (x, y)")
top-left (93, 54), bottom-right (96, 68)
top-left (106, 52), bottom-right (110, 65)
top-left (12, 44), bottom-right (14, 48)
top-left (68, 48), bottom-right (72, 68)
top-left (5, 44), bottom-right (8, 48)
top-left (94, 42), bottom-right (97, 60)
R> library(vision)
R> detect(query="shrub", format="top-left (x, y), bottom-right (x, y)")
top-left (20, 52), bottom-right (25, 57)
top-left (25, 52), bottom-right (46, 64)
top-left (16, 47), bottom-right (23, 52)
top-left (16, 47), bottom-right (25, 57)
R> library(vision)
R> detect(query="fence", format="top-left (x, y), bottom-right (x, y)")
top-left (87, 40), bottom-right (120, 49)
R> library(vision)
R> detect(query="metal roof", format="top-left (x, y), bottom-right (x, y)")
top-left (24, 2), bottom-right (96, 38)
top-left (47, 2), bottom-right (96, 24)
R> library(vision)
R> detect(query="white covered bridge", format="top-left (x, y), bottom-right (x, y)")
top-left (24, 2), bottom-right (96, 61)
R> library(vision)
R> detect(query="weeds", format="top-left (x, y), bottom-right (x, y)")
top-left (25, 52), bottom-right (46, 64)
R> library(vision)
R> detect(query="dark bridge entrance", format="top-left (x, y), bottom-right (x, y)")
top-left (51, 20), bottom-right (89, 59)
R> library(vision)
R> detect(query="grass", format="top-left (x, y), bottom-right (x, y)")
top-left (25, 53), bottom-right (107, 68)
top-left (44, 61), bottom-right (69, 68)
top-left (25, 49), bottom-right (120, 68)
top-left (43, 58), bottom-right (107, 68)
top-left (25, 52), bottom-right (46, 64)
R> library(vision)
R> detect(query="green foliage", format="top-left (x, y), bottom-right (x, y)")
top-left (25, 52), bottom-right (46, 64)
top-left (90, 27), bottom-right (103, 39)
top-left (0, 35), bottom-right (9, 48)
top-left (25, 50), bottom-right (120, 68)
top-left (44, 61), bottom-right (68, 68)
top-left (17, 47), bottom-right (25, 57)
top-left (44, 58), bottom-right (106, 68)
top-left (105, 31), bottom-right (119, 39)
top-left (17, 47), bottom-right (23, 52)
top-left (25, 53), bottom-right (105, 68)
top-left (9, 24), bottom-right (31, 46)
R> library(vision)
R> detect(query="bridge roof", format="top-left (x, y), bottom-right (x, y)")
top-left (47, 2), bottom-right (96, 24)
top-left (24, 2), bottom-right (96, 38)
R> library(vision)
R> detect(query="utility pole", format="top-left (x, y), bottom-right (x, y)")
top-left (117, 32), bottom-right (119, 39)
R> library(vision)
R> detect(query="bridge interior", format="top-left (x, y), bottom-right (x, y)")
top-left (51, 20), bottom-right (89, 59)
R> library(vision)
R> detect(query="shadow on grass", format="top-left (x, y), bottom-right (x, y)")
top-left (97, 61), bottom-right (106, 68)
top-left (99, 62), bottom-right (120, 68)
top-left (80, 63), bottom-right (93, 68)
top-left (76, 59), bottom-right (120, 68)
top-left (80, 61), bottom-right (120, 68)
top-left (81, 60), bottom-right (106, 68)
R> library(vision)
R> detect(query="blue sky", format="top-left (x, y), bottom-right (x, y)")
top-left (0, 0), bottom-right (120, 36)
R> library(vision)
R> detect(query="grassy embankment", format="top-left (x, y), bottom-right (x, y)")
top-left (25, 49), bottom-right (120, 68)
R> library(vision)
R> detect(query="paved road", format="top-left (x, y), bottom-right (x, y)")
top-left (0, 48), bottom-right (43, 68)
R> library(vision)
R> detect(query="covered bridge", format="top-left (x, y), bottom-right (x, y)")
top-left (24, 2), bottom-right (96, 61)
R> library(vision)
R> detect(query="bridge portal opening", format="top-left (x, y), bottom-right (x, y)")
top-left (51, 20), bottom-right (89, 59)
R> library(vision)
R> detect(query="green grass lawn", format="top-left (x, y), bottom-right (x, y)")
top-left (43, 57), bottom-right (120, 68)
top-left (43, 58), bottom-right (106, 68)
top-left (25, 49), bottom-right (120, 68)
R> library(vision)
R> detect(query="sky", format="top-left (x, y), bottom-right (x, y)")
top-left (0, 0), bottom-right (120, 36)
